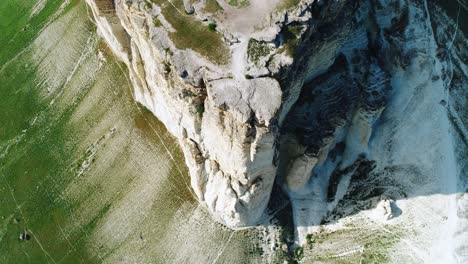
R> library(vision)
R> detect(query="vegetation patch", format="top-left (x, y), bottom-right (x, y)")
top-left (208, 23), bottom-right (217, 31)
top-left (304, 225), bottom-right (401, 264)
top-left (305, 233), bottom-right (314, 248)
top-left (276, 0), bottom-right (301, 13)
top-left (150, 0), bottom-right (229, 64)
top-left (202, 0), bottom-right (223, 13)
top-left (228, 0), bottom-right (250, 8)
top-left (153, 15), bottom-right (163, 27)
top-left (247, 39), bottom-right (271, 65)
top-left (0, 0), bottom-right (64, 65)
top-left (293, 246), bottom-right (304, 261)
top-left (278, 24), bottom-right (303, 57)
top-left (195, 104), bottom-right (205, 117)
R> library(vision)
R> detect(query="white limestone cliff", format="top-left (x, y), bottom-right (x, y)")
top-left (85, 0), bottom-right (294, 227)
top-left (85, 4), bottom-right (468, 256)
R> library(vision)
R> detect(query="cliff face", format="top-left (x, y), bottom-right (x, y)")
top-left (86, 0), bottom-right (289, 227)
top-left (86, 0), bottom-right (349, 228)
top-left (85, 0), bottom-right (467, 242)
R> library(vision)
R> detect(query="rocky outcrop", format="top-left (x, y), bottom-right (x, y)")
top-left (86, 0), bottom-right (334, 228)
top-left (85, 0), bottom-right (467, 236)
top-left (86, 0), bottom-right (291, 227)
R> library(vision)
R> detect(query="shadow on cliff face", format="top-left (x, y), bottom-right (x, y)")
top-left (435, 0), bottom-right (468, 34)
top-left (268, 1), bottom-right (468, 262)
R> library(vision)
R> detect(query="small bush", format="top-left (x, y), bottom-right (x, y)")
top-left (196, 104), bottom-right (205, 116)
top-left (208, 23), bottom-right (217, 31)
top-left (153, 16), bottom-right (162, 27)
top-left (294, 246), bottom-right (304, 261)
top-left (306, 234), bottom-right (314, 249)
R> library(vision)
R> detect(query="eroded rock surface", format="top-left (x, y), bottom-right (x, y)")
top-left (85, 0), bottom-right (467, 245)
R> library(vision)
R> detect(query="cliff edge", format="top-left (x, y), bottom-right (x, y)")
top-left (85, 1), bottom-right (468, 244)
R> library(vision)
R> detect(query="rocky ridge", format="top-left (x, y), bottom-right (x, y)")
top-left (85, 1), bottom-right (467, 250)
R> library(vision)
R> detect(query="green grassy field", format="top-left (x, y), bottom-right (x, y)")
top-left (0, 0), bottom-right (66, 66)
top-left (0, 53), bottom-right (192, 261)
top-left (0, 0), bottom-right (191, 262)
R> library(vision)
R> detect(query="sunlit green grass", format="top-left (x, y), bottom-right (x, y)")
top-left (0, 0), bottom-right (64, 66)
top-left (0, 1), bottom-right (189, 262)
top-left (0, 56), bottom-right (43, 142)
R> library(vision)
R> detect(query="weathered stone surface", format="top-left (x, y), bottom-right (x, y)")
top-left (183, 0), bottom-right (194, 14)
top-left (86, 1), bottom-right (468, 239)
top-left (84, 0), bottom-right (381, 228)
top-left (85, 0), bottom-right (295, 228)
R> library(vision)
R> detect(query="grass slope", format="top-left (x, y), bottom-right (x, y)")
top-left (151, 0), bottom-right (230, 64)
top-left (0, 0), bottom-right (66, 66)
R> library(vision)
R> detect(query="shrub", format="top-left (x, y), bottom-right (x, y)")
top-left (306, 234), bottom-right (314, 248)
top-left (294, 246), bottom-right (304, 261)
top-left (196, 104), bottom-right (205, 116)
top-left (208, 23), bottom-right (217, 31)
